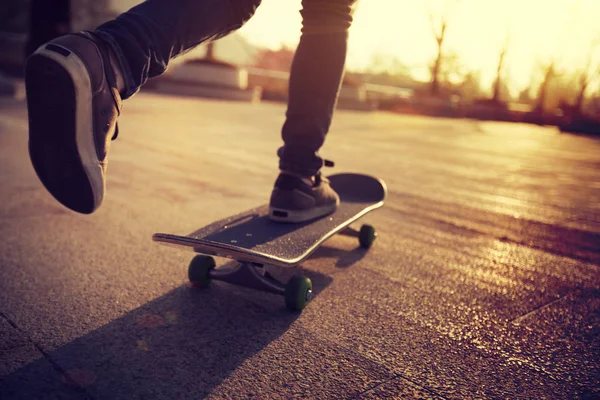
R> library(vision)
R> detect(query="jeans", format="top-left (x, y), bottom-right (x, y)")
top-left (94, 0), bottom-right (356, 177)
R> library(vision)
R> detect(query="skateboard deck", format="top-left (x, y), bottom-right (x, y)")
top-left (153, 173), bottom-right (386, 267)
top-left (153, 173), bottom-right (386, 311)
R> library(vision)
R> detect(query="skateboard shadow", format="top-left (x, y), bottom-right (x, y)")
top-left (310, 244), bottom-right (369, 269)
top-left (0, 268), bottom-right (333, 400)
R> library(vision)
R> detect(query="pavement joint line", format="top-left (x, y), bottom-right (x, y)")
top-left (509, 289), bottom-right (580, 325)
top-left (325, 268), bottom-right (563, 382)
top-left (295, 320), bottom-right (447, 400)
top-left (209, 295), bottom-right (424, 397)
top-left (0, 310), bottom-right (96, 400)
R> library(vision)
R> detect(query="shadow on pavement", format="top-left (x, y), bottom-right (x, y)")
top-left (0, 265), bottom-right (334, 400)
top-left (311, 244), bottom-right (368, 269)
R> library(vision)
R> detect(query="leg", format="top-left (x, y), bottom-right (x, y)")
top-left (269, 0), bottom-right (356, 223)
top-left (95, 0), bottom-right (262, 99)
top-left (25, 0), bottom-right (262, 214)
top-left (278, 0), bottom-right (356, 177)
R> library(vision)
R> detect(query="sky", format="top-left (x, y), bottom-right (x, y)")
top-left (237, 0), bottom-right (600, 95)
top-left (111, 0), bottom-right (600, 96)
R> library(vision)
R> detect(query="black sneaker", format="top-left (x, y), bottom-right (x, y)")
top-left (269, 172), bottom-right (340, 223)
top-left (25, 32), bottom-right (122, 214)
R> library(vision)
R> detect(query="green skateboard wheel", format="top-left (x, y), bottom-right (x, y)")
top-left (188, 255), bottom-right (215, 287)
top-left (359, 224), bottom-right (377, 248)
top-left (284, 275), bottom-right (313, 311)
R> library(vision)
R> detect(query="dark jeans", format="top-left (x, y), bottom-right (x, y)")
top-left (95, 0), bottom-right (356, 177)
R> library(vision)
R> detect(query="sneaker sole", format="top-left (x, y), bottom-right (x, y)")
top-left (26, 45), bottom-right (103, 214)
top-left (269, 203), bottom-right (338, 223)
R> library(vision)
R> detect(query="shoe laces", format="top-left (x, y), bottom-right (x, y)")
top-left (76, 32), bottom-right (122, 141)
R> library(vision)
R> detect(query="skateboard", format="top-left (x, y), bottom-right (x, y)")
top-left (152, 173), bottom-right (386, 311)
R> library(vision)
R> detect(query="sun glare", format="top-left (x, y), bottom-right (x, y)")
top-left (239, 0), bottom-right (600, 93)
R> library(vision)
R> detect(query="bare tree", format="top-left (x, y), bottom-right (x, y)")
top-left (573, 43), bottom-right (600, 115)
top-left (534, 60), bottom-right (559, 113)
top-left (427, 0), bottom-right (461, 96)
top-left (540, 1), bottom-right (599, 117)
top-left (491, 34), bottom-right (510, 103)
top-left (429, 16), bottom-right (446, 96)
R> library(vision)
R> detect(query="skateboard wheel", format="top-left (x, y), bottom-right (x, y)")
top-left (188, 255), bottom-right (215, 287)
top-left (284, 275), bottom-right (313, 311)
top-left (359, 224), bottom-right (377, 248)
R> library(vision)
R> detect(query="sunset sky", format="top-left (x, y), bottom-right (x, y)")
top-left (113, 0), bottom-right (600, 96)
top-left (237, 0), bottom-right (600, 95)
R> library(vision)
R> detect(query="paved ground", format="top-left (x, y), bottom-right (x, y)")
top-left (0, 91), bottom-right (599, 399)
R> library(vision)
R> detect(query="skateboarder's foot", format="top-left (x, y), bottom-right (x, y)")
top-left (26, 32), bottom-right (123, 214)
top-left (269, 171), bottom-right (340, 223)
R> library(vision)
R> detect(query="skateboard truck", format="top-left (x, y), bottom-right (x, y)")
top-left (342, 224), bottom-right (377, 248)
top-left (188, 255), bottom-right (313, 311)
top-left (185, 223), bottom-right (377, 311)
top-left (177, 222), bottom-right (377, 312)
top-left (210, 262), bottom-right (285, 295)
top-left (153, 173), bottom-right (386, 313)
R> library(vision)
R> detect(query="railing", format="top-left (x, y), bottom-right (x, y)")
top-left (246, 67), bottom-right (414, 101)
